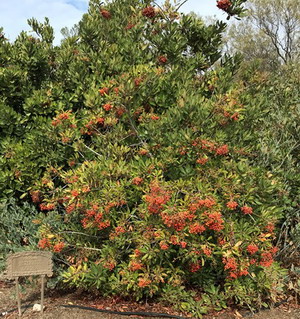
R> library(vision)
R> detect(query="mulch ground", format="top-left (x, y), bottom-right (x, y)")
top-left (0, 280), bottom-right (299, 319)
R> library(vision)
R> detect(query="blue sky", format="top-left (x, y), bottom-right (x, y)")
top-left (0, 0), bottom-right (225, 44)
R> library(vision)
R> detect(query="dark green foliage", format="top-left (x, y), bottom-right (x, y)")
top-left (0, 198), bottom-right (39, 271)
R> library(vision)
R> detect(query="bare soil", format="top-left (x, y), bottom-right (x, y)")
top-left (0, 280), bottom-right (299, 319)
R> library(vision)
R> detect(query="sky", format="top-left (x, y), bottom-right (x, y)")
top-left (0, 0), bottom-right (225, 45)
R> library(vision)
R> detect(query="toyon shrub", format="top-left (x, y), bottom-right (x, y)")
top-left (0, 0), bottom-right (288, 317)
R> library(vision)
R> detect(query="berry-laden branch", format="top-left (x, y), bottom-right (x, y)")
top-left (216, 0), bottom-right (248, 20)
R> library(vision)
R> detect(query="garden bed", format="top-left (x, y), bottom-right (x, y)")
top-left (0, 280), bottom-right (299, 319)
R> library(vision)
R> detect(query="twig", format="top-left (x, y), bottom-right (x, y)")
top-left (82, 143), bottom-right (102, 158)
top-left (57, 231), bottom-right (99, 238)
top-left (78, 150), bottom-right (87, 160)
top-left (74, 246), bottom-right (103, 252)
top-left (129, 142), bottom-right (144, 147)
top-left (277, 142), bottom-right (299, 169)
top-left (176, 0), bottom-right (188, 12)
top-left (53, 256), bottom-right (71, 267)
top-left (153, 1), bottom-right (169, 21)
top-left (121, 103), bottom-right (154, 158)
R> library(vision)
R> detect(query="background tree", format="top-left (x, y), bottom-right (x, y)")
top-left (224, 0), bottom-right (300, 262)
top-left (225, 0), bottom-right (300, 69)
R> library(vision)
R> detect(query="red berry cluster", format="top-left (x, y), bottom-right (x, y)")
top-left (100, 9), bottom-right (111, 19)
top-left (189, 222), bottom-right (206, 234)
top-left (247, 244), bottom-right (259, 255)
top-left (82, 117), bottom-right (105, 136)
top-left (104, 200), bottom-right (126, 213)
top-left (196, 157), bottom-right (208, 165)
top-left (142, 6), bottom-right (157, 18)
top-left (51, 111), bottom-right (72, 126)
top-left (215, 144), bottom-right (229, 156)
top-left (259, 248), bottom-right (277, 267)
top-left (80, 204), bottom-right (110, 231)
top-left (192, 139), bottom-right (230, 158)
top-left (193, 139), bottom-right (216, 152)
top-left (129, 261), bottom-right (144, 271)
top-left (66, 175), bottom-right (79, 184)
top-left (66, 203), bottom-right (76, 214)
top-left (38, 238), bottom-right (51, 249)
top-left (30, 190), bottom-right (41, 203)
top-left (161, 210), bottom-right (194, 231)
top-left (190, 262), bottom-right (201, 272)
top-left (71, 189), bottom-right (79, 197)
top-left (53, 242), bottom-right (65, 252)
top-left (115, 107), bottom-right (126, 118)
top-left (224, 111), bottom-right (239, 121)
top-left (216, 0), bottom-right (232, 11)
top-left (99, 87), bottom-right (109, 96)
top-left (103, 103), bottom-right (113, 111)
top-left (110, 226), bottom-right (126, 239)
top-left (134, 77), bottom-right (143, 87)
top-left (226, 200), bottom-right (238, 210)
top-left (125, 23), bottom-right (135, 30)
top-left (159, 241), bottom-right (169, 250)
top-left (260, 252), bottom-right (273, 267)
top-left (204, 211), bottom-right (224, 232)
top-left (132, 177), bottom-right (144, 185)
top-left (223, 256), bottom-right (237, 271)
top-left (188, 198), bottom-right (216, 213)
top-left (170, 235), bottom-right (179, 245)
top-left (138, 278), bottom-right (151, 287)
top-left (150, 114), bottom-right (160, 120)
top-left (228, 268), bottom-right (249, 280)
top-left (38, 238), bottom-right (65, 253)
top-left (103, 261), bottom-right (116, 271)
top-left (265, 222), bottom-right (275, 233)
top-left (144, 182), bottom-right (171, 214)
top-left (158, 55), bottom-right (167, 64)
top-left (39, 203), bottom-right (55, 211)
top-left (222, 256), bottom-right (240, 279)
top-left (203, 247), bottom-right (212, 256)
top-left (241, 206), bottom-right (253, 215)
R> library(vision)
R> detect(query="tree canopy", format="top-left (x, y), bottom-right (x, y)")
top-left (226, 0), bottom-right (300, 68)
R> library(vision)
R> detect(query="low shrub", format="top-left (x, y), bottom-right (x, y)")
top-left (0, 198), bottom-right (39, 271)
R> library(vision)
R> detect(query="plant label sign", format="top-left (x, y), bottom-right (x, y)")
top-left (6, 251), bottom-right (53, 278)
top-left (6, 251), bottom-right (53, 317)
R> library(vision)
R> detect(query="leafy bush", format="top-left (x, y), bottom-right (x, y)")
top-left (233, 61), bottom-right (300, 260)
top-left (0, 0), bottom-right (292, 316)
top-left (0, 198), bottom-right (39, 271)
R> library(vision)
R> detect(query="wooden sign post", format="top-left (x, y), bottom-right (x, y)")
top-left (6, 251), bottom-right (53, 317)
